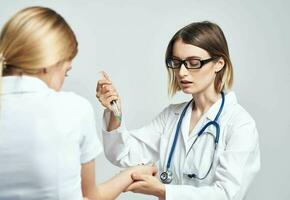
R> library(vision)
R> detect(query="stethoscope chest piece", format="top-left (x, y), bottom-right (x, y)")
top-left (160, 170), bottom-right (173, 184)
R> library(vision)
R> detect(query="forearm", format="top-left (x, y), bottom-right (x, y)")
top-left (81, 160), bottom-right (133, 200)
top-left (94, 169), bottom-right (133, 200)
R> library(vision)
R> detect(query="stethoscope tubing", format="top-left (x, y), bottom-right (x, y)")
top-left (162, 92), bottom-right (225, 182)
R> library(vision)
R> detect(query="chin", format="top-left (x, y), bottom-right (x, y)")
top-left (181, 86), bottom-right (198, 94)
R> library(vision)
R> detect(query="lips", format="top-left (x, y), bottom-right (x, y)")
top-left (180, 80), bottom-right (193, 88)
top-left (180, 80), bottom-right (193, 84)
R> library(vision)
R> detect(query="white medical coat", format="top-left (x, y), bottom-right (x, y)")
top-left (102, 92), bottom-right (260, 200)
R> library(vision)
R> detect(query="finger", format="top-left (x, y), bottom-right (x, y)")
top-left (151, 164), bottom-right (158, 175)
top-left (124, 184), bottom-right (133, 192)
top-left (98, 71), bottom-right (110, 81)
top-left (125, 181), bottom-right (144, 192)
top-left (98, 71), bottom-right (105, 80)
top-left (99, 95), bottom-right (119, 109)
top-left (131, 173), bottom-right (147, 181)
top-left (96, 84), bottom-right (115, 99)
top-left (101, 71), bottom-right (111, 81)
top-left (96, 80), bottom-right (111, 95)
top-left (100, 84), bottom-right (116, 94)
top-left (97, 79), bottom-right (111, 90)
top-left (97, 94), bottom-right (118, 106)
top-left (103, 91), bottom-right (118, 99)
top-left (107, 95), bottom-right (119, 104)
top-left (98, 79), bottom-right (111, 85)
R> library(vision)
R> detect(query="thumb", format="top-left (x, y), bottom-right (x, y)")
top-left (151, 163), bottom-right (158, 176)
top-left (131, 173), bottom-right (146, 181)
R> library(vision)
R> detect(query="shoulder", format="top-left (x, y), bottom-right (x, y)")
top-left (156, 101), bottom-right (189, 122)
top-left (229, 104), bottom-right (255, 126)
top-left (223, 93), bottom-right (258, 140)
top-left (168, 101), bottom-right (189, 112)
top-left (46, 90), bottom-right (94, 116)
top-left (221, 91), bottom-right (255, 126)
top-left (220, 92), bottom-right (259, 146)
top-left (225, 104), bottom-right (259, 150)
top-left (160, 101), bottom-right (189, 115)
top-left (225, 93), bottom-right (255, 127)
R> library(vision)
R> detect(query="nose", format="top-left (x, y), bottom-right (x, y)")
top-left (178, 63), bottom-right (188, 77)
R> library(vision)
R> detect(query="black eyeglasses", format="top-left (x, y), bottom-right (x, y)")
top-left (166, 56), bottom-right (218, 69)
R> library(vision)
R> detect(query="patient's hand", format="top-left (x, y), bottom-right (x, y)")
top-left (128, 164), bottom-right (158, 178)
top-left (124, 165), bottom-right (165, 198)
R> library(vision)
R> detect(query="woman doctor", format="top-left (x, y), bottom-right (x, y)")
top-left (96, 21), bottom-right (260, 200)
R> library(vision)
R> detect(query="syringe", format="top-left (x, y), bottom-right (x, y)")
top-left (98, 71), bottom-right (122, 122)
top-left (110, 100), bottom-right (122, 122)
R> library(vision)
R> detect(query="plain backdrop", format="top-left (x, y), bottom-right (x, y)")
top-left (0, 0), bottom-right (289, 199)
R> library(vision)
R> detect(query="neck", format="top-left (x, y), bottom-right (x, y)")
top-left (3, 68), bottom-right (48, 83)
top-left (192, 88), bottom-right (221, 114)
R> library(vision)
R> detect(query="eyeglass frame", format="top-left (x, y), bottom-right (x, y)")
top-left (166, 56), bottom-right (219, 69)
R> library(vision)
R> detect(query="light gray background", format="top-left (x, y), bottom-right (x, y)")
top-left (1, 0), bottom-right (289, 199)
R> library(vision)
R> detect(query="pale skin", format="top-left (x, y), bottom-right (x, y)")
top-left (5, 61), bottom-right (158, 200)
top-left (80, 160), bottom-right (157, 200)
top-left (96, 39), bottom-right (225, 199)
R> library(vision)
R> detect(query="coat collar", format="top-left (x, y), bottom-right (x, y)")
top-left (178, 91), bottom-right (238, 142)
top-left (1, 75), bottom-right (50, 95)
top-left (175, 91), bottom-right (238, 121)
top-left (204, 91), bottom-right (237, 121)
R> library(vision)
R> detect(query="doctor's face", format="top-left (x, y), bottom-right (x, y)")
top-left (171, 39), bottom-right (222, 95)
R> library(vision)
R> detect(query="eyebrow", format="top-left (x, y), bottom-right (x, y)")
top-left (172, 55), bottom-right (202, 60)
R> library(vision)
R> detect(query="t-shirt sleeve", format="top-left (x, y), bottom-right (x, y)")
top-left (79, 99), bottom-right (103, 164)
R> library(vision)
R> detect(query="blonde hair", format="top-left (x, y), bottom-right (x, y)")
top-left (165, 21), bottom-right (233, 96)
top-left (0, 6), bottom-right (78, 86)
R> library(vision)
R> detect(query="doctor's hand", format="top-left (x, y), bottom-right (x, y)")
top-left (128, 164), bottom-right (158, 177)
top-left (96, 71), bottom-right (121, 112)
top-left (125, 173), bottom-right (165, 199)
top-left (96, 71), bottom-right (122, 131)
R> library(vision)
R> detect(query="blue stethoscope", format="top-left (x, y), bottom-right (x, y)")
top-left (160, 92), bottom-right (225, 184)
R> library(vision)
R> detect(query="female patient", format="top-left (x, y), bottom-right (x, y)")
top-left (0, 6), bottom-right (155, 200)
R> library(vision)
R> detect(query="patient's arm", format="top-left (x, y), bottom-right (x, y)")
top-left (81, 160), bottom-right (157, 200)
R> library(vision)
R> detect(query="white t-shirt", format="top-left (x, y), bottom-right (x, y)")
top-left (0, 76), bottom-right (102, 200)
